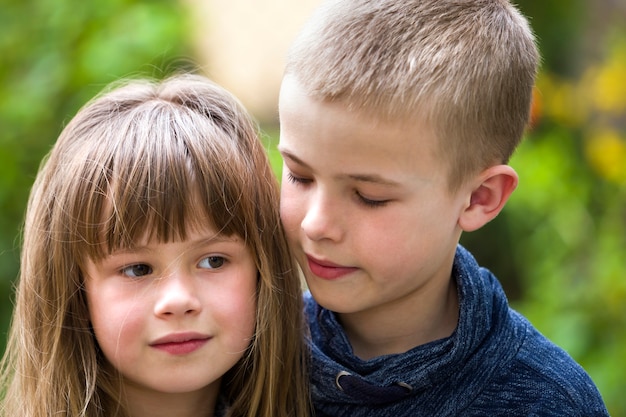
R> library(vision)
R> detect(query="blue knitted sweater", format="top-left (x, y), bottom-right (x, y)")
top-left (305, 245), bottom-right (609, 416)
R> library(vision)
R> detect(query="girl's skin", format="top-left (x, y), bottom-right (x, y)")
top-left (85, 224), bottom-right (257, 417)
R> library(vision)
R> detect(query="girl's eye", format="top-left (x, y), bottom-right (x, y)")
top-left (286, 171), bottom-right (312, 185)
top-left (199, 256), bottom-right (226, 270)
top-left (121, 264), bottom-right (152, 278)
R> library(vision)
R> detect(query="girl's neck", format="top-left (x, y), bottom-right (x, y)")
top-left (122, 383), bottom-right (219, 417)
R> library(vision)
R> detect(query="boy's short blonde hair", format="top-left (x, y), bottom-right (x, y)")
top-left (285, 0), bottom-right (539, 191)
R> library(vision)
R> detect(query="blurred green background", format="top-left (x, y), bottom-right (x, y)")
top-left (0, 0), bottom-right (624, 414)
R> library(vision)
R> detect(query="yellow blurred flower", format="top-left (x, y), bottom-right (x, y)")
top-left (536, 73), bottom-right (588, 128)
top-left (588, 43), bottom-right (626, 114)
top-left (584, 129), bottom-right (626, 184)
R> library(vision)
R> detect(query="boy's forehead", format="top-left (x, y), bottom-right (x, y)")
top-left (281, 79), bottom-right (450, 175)
top-left (279, 75), bottom-right (317, 119)
top-left (277, 75), bottom-right (463, 195)
top-left (279, 75), bottom-right (431, 131)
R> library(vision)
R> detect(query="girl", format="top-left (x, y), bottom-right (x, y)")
top-left (0, 74), bottom-right (310, 417)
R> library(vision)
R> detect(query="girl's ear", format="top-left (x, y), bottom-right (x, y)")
top-left (458, 165), bottom-right (518, 232)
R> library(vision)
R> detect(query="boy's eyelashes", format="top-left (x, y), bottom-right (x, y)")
top-left (286, 171), bottom-right (390, 208)
top-left (355, 192), bottom-right (390, 208)
top-left (285, 171), bottom-right (312, 185)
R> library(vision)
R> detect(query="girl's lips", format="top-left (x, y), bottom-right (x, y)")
top-left (150, 332), bottom-right (210, 355)
top-left (306, 255), bottom-right (358, 280)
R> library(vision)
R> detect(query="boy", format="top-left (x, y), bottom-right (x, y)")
top-left (277, 0), bottom-right (609, 415)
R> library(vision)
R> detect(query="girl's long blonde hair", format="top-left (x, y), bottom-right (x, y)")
top-left (0, 74), bottom-right (310, 417)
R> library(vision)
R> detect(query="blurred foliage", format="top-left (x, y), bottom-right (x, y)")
top-left (0, 0), bottom-right (194, 350)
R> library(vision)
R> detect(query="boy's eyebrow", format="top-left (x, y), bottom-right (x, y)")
top-left (279, 148), bottom-right (402, 187)
top-left (278, 148), bottom-right (310, 168)
top-left (343, 173), bottom-right (401, 186)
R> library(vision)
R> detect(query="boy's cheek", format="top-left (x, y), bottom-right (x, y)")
top-left (279, 190), bottom-right (303, 222)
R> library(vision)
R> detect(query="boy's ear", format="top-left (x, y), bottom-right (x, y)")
top-left (458, 165), bottom-right (518, 232)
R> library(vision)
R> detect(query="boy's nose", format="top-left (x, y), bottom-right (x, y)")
top-left (154, 272), bottom-right (202, 317)
top-left (301, 193), bottom-right (343, 242)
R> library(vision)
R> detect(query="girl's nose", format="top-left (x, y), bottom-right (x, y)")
top-left (153, 272), bottom-right (202, 317)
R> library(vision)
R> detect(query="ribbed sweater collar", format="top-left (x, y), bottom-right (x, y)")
top-left (306, 245), bottom-right (521, 409)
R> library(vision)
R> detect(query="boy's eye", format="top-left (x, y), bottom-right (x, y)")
top-left (198, 256), bottom-right (226, 270)
top-left (121, 264), bottom-right (152, 278)
top-left (286, 171), bottom-right (312, 185)
top-left (356, 192), bottom-right (390, 208)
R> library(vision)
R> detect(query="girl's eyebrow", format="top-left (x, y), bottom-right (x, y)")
top-left (108, 246), bottom-right (154, 256)
top-left (107, 234), bottom-right (238, 256)
top-left (193, 235), bottom-right (242, 247)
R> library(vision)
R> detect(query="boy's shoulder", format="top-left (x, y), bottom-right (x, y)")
top-left (469, 309), bottom-right (608, 415)
top-left (455, 247), bottom-right (608, 414)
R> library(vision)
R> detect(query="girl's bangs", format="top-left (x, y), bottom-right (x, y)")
top-left (74, 105), bottom-right (248, 261)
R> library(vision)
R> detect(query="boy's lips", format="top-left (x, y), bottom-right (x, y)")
top-left (305, 254), bottom-right (358, 280)
top-left (150, 332), bottom-right (211, 355)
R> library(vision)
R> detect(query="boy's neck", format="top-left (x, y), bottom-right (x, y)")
top-left (338, 275), bottom-right (459, 360)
